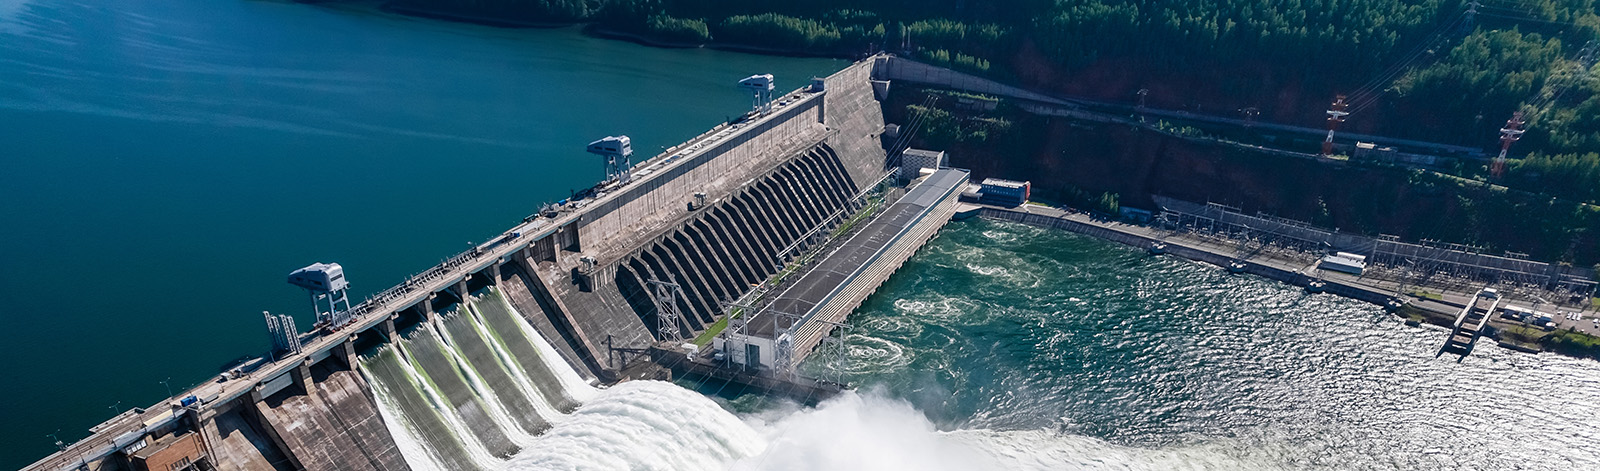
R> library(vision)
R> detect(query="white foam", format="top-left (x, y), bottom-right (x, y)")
top-left (507, 381), bottom-right (764, 471)
top-left (494, 288), bottom-right (599, 403)
top-left (362, 359), bottom-right (448, 471)
top-left (730, 391), bottom-right (1283, 471)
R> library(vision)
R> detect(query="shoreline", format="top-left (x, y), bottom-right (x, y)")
top-left (373, 2), bottom-right (859, 59)
top-left (571, 23), bottom-right (857, 59)
top-left (378, 3), bottom-right (580, 29)
top-left (969, 203), bottom-right (1600, 361)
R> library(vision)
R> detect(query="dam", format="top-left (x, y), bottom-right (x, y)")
top-left (22, 55), bottom-right (968, 471)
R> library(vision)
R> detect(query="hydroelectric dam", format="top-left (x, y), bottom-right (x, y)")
top-left (23, 55), bottom-right (970, 471)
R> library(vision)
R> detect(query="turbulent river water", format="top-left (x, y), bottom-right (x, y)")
top-left (758, 219), bottom-right (1600, 470)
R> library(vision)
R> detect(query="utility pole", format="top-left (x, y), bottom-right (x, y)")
top-left (1323, 95), bottom-right (1350, 156)
top-left (1491, 111), bottom-right (1525, 178)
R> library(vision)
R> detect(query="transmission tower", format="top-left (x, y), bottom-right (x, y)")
top-left (818, 323), bottom-right (852, 385)
top-left (1322, 95), bottom-right (1350, 156)
top-left (1491, 111), bottom-right (1525, 178)
top-left (646, 277), bottom-right (687, 344)
top-left (1464, 1), bottom-right (1480, 32)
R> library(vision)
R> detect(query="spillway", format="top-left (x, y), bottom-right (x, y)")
top-left (362, 287), bottom-right (759, 471)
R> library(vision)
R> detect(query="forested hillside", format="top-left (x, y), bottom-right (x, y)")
top-left (385, 0), bottom-right (1600, 205)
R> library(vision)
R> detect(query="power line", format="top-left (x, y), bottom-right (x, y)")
top-left (1349, 12), bottom-right (1468, 101)
top-left (1479, 11), bottom-right (1596, 28)
top-left (1344, 12), bottom-right (1473, 116)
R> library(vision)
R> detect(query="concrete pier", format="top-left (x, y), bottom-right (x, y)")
top-left (255, 366), bottom-right (409, 471)
top-left (719, 168), bottom-right (970, 375)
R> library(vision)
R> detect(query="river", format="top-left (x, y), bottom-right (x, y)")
top-left (0, 0), bottom-right (840, 467)
top-left (768, 219), bottom-right (1600, 470)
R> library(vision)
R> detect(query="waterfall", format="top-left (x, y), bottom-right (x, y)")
top-left (362, 345), bottom-right (499, 471)
top-left (360, 286), bottom-right (763, 471)
top-left (506, 381), bottom-right (765, 471)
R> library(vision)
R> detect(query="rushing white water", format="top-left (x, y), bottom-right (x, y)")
top-left (731, 390), bottom-right (1284, 471)
top-left (436, 309), bottom-right (542, 447)
top-left (489, 291), bottom-right (598, 404)
top-left (460, 300), bottom-right (568, 426)
top-left (392, 338), bottom-right (509, 470)
top-left (508, 381), bottom-right (766, 471)
top-left (363, 287), bottom-right (762, 471)
top-left (369, 377), bottom-right (449, 471)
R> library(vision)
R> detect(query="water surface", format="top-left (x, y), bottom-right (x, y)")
top-left (0, 1), bottom-right (841, 466)
top-left (772, 219), bottom-right (1600, 469)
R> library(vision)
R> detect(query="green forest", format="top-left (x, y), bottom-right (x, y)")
top-left (383, 0), bottom-right (1599, 205)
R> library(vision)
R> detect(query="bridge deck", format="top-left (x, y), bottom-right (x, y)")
top-left (1441, 290), bottom-right (1501, 357)
top-left (746, 169), bottom-right (968, 365)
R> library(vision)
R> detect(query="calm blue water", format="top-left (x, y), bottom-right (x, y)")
top-left (0, 0), bottom-right (841, 466)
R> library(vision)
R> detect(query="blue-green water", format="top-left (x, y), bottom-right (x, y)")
top-left (754, 219), bottom-right (1600, 470)
top-left (0, 0), bottom-right (840, 466)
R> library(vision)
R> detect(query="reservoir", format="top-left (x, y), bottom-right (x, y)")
top-left (0, 0), bottom-right (839, 466)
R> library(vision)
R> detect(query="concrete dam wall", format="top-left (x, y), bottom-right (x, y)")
top-left (25, 56), bottom-right (898, 471)
top-left (532, 57), bottom-right (892, 366)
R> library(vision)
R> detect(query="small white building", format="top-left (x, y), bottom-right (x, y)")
top-left (899, 148), bottom-right (947, 181)
top-left (1319, 252), bottom-right (1367, 275)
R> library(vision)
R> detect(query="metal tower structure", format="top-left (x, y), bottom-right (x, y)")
top-left (773, 332), bottom-right (795, 380)
top-left (646, 277), bottom-right (687, 344)
top-left (264, 311), bottom-right (301, 358)
top-left (765, 310), bottom-right (803, 379)
top-left (1323, 95), bottom-right (1350, 156)
top-left (287, 262), bottom-right (352, 329)
top-left (739, 74), bottom-right (775, 115)
top-left (1491, 111), bottom-right (1525, 178)
top-left (817, 322), bottom-right (852, 385)
top-left (587, 135), bottom-right (633, 185)
top-left (1465, 1), bottom-right (1480, 27)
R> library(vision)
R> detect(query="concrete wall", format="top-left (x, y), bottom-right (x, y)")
top-left (825, 58), bottom-right (893, 188)
top-left (611, 146), bottom-right (863, 341)
top-left (205, 407), bottom-right (293, 471)
top-left (873, 56), bottom-right (1071, 106)
top-left (542, 57), bottom-right (900, 362)
top-left (578, 94), bottom-right (826, 253)
top-left (255, 367), bottom-right (410, 471)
